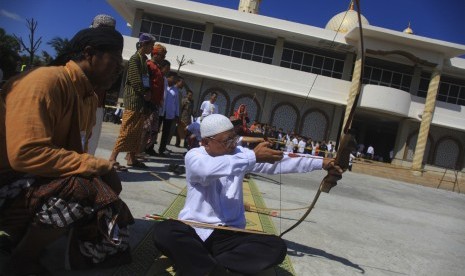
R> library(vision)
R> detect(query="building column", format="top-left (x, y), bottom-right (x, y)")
top-left (201, 22), bottom-right (214, 51)
top-left (328, 105), bottom-right (344, 142)
top-left (272, 37), bottom-right (285, 66)
top-left (391, 118), bottom-right (413, 166)
top-left (261, 90), bottom-right (274, 123)
top-left (131, 9), bottom-right (144, 37)
top-left (409, 66), bottom-right (422, 95)
top-left (342, 53), bottom-right (355, 81)
top-left (412, 66), bottom-right (442, 174)
top-left (341, 52), bottom-right (363, 137)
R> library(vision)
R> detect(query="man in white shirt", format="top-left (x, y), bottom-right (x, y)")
top-left (153, 114), bottom-right (343, 275)
top-left (366, 145), bottom-right (374, 160)
top-left (327, 141), bottom-right (333, 152)
top-left (291, 135), bottom-right (299, 153)
top-left (200, 92), bottom-right (218, 121)
top-left (327, 141), bottom-right (334, 158)
top-left (86, 14), bottom-right (117, 155)
top-left (297, 137), bottom-right (306, 153)
top-left (349, 152), bottom-right (355, 171)
top-left (285, 138), bottom-right (294, 153)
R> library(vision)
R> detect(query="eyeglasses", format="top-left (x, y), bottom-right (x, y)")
top-left (209, 135), bottom-right (239, 148)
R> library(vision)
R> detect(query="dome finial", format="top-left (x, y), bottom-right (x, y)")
top-left (403, 22), bottom-right (414, 34)
top-left (238, 0), bottom-right (262, 14)
top-left (349, 0), bottom-right (354, 11)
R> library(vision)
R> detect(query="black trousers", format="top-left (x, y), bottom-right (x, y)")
top-left (158, 116), bottom-right (173, 154)
top-left (153, 219), bottom-right (287, 275)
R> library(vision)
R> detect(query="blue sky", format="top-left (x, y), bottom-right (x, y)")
top-left (1, 0), bottom-right (464, 57)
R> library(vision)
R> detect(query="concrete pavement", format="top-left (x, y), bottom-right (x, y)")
top-left (44, 122), bottom-right (465, 275)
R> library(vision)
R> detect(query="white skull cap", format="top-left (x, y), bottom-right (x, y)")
top-left (200, 114), bottom-right (233, 138)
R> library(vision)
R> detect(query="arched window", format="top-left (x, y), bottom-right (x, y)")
top-left (199, 87), bottom-right (230, 116)
top-left (300, 109), bottom-right (328, 141)
top-left (270, 103), bottom-right (299, 133)
top-left (404, 131), bottom-right (433, 164)
top-left (231, 95), bottom-right (261, 122)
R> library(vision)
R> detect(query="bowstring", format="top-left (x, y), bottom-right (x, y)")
top-left (297, 0), bottom-right (354, 114)
top-left (279, 161), bottom-right (282, 234)
top-left (279, 0), bottom-right (355, 237)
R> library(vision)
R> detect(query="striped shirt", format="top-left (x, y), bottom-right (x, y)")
top-left (123, 52), bottom-right (149, 112)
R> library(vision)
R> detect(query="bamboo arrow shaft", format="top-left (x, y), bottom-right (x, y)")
top-left (146, 214), bottom-right (272, 235)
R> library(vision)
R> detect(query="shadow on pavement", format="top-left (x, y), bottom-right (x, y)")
top-left (284, 240), bottom-right (365, 274)
top-left (117, 167), bottom-right (186, 184)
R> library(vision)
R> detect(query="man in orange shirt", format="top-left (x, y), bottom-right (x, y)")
top-left (0, 27), bottom-right (133, 275)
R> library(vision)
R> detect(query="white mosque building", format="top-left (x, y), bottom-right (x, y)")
top-left (108, 0), bottom-right (465, 173)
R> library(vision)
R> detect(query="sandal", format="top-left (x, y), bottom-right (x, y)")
top-left (173, 166), bottom-right (185, 175)
top-left (112, 162), bottom-right (128, 172)
top-left (125, 154), bottom-right (148, 162)
top-left (127, 160), bottom-right (148, 169)
top-left (168, 164), bottom-right (179, 172)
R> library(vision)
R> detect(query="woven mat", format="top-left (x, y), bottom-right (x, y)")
top-left (114, 179), bottom-right (295, 275)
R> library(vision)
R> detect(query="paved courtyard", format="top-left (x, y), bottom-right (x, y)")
top-left (37, 122), bottom-right (465, 275)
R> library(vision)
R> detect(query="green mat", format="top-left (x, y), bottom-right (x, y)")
top-left (114, 179), bottom-right (295, 275)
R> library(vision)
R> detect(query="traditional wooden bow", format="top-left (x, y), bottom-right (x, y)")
top-left (279, 0), bottom-right (364, 237)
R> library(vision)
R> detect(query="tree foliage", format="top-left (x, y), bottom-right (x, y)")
top-left (47, 37), bottom-right (71, 57)
top-left (0, 28), bottom-right (21, 80)
top-left (41, 50), bottom-right (53, 65)
top-left (0, 20), bottom-right (72, 80)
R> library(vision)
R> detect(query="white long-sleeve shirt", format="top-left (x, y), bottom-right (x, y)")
top-left (367, 146), bottom-right (374, 155)
top-left (179, 146), bottom-right (323, 240)
top-left (297, 140), bottom-right (306, 153)
top-left (199, 100), bottom-right (218, 120)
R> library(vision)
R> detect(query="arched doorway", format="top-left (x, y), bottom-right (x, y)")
top-left (351, 110), bottom-right (399, 162)
top-left (433, 137), bottom-right (462, 169)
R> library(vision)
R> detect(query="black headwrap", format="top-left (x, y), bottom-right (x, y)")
top-left (49, 27), bottom-right (123, 66)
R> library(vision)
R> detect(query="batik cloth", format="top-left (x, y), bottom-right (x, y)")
top-left (113, 110), bottom-right (147, 153)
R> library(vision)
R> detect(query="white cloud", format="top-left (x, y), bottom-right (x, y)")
top-left (0, 9), bottom-right (23, 21)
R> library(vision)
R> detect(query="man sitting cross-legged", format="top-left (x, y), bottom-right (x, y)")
top-left (153, 114), bottom-right (343, 275)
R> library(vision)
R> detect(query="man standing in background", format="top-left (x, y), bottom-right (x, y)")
top-left (200, 92), bottom-right (218, 121)
top-left (87, 14), bottom-right (117, 155)
top-left (367, 145), bottom-right (375, 160)
top-left (157, 72), bottom-right (180, 156)
top-left (109, 33), bottom-right (156, 169)
top-left (176, 89), bottom-right (194, 148)
top-left (143, 44), bottom-right (167, 156)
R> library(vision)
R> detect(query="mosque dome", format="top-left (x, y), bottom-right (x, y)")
top-left (403, 22), bottom-right (414, 34)
top-left (325, 2), bottom-right (369, 33)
